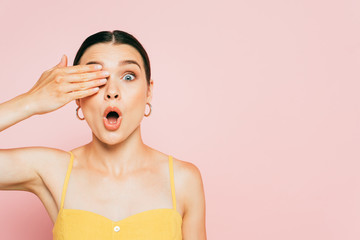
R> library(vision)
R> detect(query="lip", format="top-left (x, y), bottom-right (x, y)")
top-left (103, 106), bottom-right (122, 118)
top-left (103, 106), bottom-right (122, 131)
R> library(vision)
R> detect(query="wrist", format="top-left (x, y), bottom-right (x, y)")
top-left (17, 92), bottom-right (37, 117)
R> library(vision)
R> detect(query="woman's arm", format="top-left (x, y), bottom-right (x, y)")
top-left (0, 92), bottom-right (35, 132)
top-left (0, 55), bottom-right (107, 193)
top-left (181, 163), bottom-right (207, 240)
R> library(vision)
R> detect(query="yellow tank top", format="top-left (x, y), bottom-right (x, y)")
top-left (53, 151), bottom-right (183, 240)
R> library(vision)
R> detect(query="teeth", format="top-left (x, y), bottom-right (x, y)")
top-left (108, 117), bottom-right (117, 124)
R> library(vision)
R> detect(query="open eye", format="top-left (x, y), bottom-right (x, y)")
top-left (122, 73), bottom-right (135, 81)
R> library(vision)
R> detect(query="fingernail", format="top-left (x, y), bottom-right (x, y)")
top-left (95, 65), bottom-right (102, 70)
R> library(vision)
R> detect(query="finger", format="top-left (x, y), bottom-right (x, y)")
top-left (65, 71), bottom-right (109, 83)
top-left (59, 64), bottom-right (103, 74)
top-left (59, 54), bottom-right (68, 68)
top-left (64, 78), bottom-right (107, 92)
top-left (69, 87), bottom-right (100, 100)
top-left (48, 54), bottom-right (68, 72)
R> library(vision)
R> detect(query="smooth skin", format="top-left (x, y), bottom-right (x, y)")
top-left (0, 43), bottom-right (206, 239)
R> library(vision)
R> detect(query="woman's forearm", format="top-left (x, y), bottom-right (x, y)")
top-left (0, 93), bottom-right (36, 132)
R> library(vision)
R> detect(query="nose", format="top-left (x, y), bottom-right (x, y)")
top-left (106, 91), bottom-right (119, 99)
top-left (104, 75), bottom-right (120, 100)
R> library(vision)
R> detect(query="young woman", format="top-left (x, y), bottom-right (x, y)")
top-left (0, 30), bottom-right (206, 240)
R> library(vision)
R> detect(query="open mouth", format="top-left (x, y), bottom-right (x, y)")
top-left (103, 106), bottom-right (122, 131)
top-left (106, 111), bottom-right (119, 124)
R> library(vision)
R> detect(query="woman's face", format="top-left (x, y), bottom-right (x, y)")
top-left (76, 43), bottom-right (153, 145)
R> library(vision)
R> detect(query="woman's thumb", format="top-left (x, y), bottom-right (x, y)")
top-left (56, 54), bottom-right (68, 68)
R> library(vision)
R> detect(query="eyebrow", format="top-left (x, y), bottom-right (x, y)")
top-left (85, 60), bottom-right (141, 70)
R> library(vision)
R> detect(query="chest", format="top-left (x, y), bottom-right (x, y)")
top-left (61, 165), bottom-right (174, 221)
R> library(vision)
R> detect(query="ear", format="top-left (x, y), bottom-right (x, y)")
top-left (76, 99), bottom-right (80, 107)
top-left (146, 78), bottom-right (154, 103)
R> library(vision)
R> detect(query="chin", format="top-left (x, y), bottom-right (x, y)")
top-left (93, 131), bottom-right (127, 146)
top-left (104, 136), bottom-right (127, 146)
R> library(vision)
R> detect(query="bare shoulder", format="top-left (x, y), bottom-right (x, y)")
top-left (172, 156), bottom-right (207, 238)
top-left (29, 147), bottom-right (71, 169)
top-left (172, 156), bottom-right (203, 184)
top-left (171, 156), bottom-right (205, 210)
top-left (24, 147), bottom-right (72, 185)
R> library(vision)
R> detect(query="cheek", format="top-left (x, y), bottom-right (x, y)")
top-left (123, 87), bottom-right (147, 114)
top-left (79, 94), bottom-right (102, 118)
top-left (125, 81), bottom-right (147, 100)
top-left (126, 92), bottom-right (146, 110)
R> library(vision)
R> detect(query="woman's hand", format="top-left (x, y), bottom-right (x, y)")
top-left (26, 54), bottom-right (108, 115)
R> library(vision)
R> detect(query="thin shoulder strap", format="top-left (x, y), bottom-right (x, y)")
top-left (60, 151), bottom-right (74, 210)
top-left (168, 155), bottom-right (177, 211)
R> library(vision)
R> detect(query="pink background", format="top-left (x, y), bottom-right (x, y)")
top-left (0, 0), bottom-right (360, 239)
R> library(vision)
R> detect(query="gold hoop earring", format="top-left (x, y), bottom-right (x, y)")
top-left (76, 106), bottom-right (85, 120)
top-left (144, 102), bottom-right (152, 117)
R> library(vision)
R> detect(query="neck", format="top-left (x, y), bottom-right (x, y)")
top-left (83, 125), bottom-right (153, 177)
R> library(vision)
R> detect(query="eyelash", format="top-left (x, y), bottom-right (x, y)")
top-left (122, 72), bottom-right (136, 81)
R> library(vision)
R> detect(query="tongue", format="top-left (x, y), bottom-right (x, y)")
top-left (107, 116), bottom-right (117, 124)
